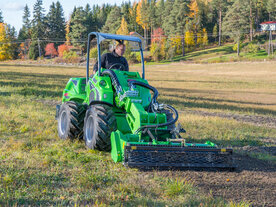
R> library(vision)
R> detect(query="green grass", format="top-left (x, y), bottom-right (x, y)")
top-left (146, 44), bottom-right (276, 64)
top-left (1, 62), bottom-right (275, 206)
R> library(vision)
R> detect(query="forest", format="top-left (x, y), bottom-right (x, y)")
top-left (0, 0), bottom-right (275, 61)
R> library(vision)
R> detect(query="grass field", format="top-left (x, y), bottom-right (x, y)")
top-left (1, 62), bottom-right (276, 206)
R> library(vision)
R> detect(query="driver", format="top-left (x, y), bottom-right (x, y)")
top-left (93, 43), bottom-right (129, 73)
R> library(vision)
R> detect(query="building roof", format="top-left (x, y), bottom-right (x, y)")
top-left (260, 21), bottom-right (276, 25)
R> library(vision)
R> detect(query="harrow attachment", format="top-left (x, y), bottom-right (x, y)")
top-left (124, 144), bottom-right (235, 170)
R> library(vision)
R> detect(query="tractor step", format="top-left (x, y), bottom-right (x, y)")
top-left (124, 144), bottom-right (235, 170)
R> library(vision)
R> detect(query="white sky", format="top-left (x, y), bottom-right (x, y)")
top-left (0, 0), bottom-right (131, 33)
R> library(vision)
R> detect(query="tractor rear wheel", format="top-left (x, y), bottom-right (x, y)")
top-left (57, 101), bottom-right (87, 140)
top-left (83, 104), bottom-right (117, 151)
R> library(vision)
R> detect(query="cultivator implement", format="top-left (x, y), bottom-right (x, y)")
top-left (124, 144), bottom-right (234, 169)
top-left (57, 32), bottom-right (235, 170)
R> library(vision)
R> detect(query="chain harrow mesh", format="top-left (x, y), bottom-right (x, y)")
top-left (124, 145), bottom-right (234, 169)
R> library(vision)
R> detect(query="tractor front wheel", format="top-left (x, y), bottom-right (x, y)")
top-left (83, 104), bottom-right (117, 151)
top-left (57, 101), bottom-right (87, 140)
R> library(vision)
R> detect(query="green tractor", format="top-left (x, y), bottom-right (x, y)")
top-left (56, 32), bottom-right (235, 169)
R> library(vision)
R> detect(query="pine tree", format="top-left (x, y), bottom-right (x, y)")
top-left (175, 0), bottom-right (189, 56)
top-left (69, 7), bottom-right (88, 51)
top-left (156, 0), bottom-right (165, 28)
top-left (101, 7), bottom-right (122, 33)
top-left (149, 0), bottom-right (157, 32)
top-left (222, 0), bottom-right (251, 56)
top-left (18, 5), bottom-right (31, 40)
top-left (210, 0), bottom-right (230, 46)
top-left (266, 0), bottom-right (276, 20)
top-left (129, 2), bottom-right (138, 32)
top-left (0, 10), bottom-right (3, 23)
top-left (84, 3), bottom-right (96, 33)
top-left (93, 4), bottom-right (112, 31)
top-left (29, 0), bottom-right (46, 59)
top-left (255, 0), bottom-right (269, 26)
top-left (7, 25), bottom-right (18, 59)
top-left (55, 1), bottom-right (66, 40)
top-left (162, 0), bottom-right (174, 35)
top-left (121, 2), bottom-right (131, 26)
top-left (45, 1), bottom-right (66, 46)
top-left (163, 0), bottom-right (189, 56)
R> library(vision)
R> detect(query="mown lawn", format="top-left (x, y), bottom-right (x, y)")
top-left (1, 62), bottom-right (275, 206)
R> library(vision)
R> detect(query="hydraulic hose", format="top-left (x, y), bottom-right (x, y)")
top-left (135, 104), bottom-right (179, 134)
top-left (101, 69), bottom-right (122, 93)
top-left (128, 80), bottom-right (159, 112)
top-left (128, 80), bottom-right (159, 103)
top-left (100, 73), bottom-right (178, 133)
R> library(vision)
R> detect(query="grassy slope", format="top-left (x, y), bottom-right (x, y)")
top-left (145, 43), bottom-right (275, 64)
top-left (1, 62), bottom-right (276, 206)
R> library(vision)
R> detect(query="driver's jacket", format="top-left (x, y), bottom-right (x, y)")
top-left (93, 50), bottom-right (129, 73)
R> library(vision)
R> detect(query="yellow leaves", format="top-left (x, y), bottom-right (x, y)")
top-left (0, 23), bottom-right (12, 61)
top-left (65, 20), bottom-right (71, 46)
top-left (185, 30), bottom-right (195, 46)
top-left (185, 28), bottom-right (208, 47)
top-left (170, 36), bottom-right (182, 54)
top-left (197, 31), bottom-right (203, 45)
top-left (136, 1), bottom-right (143, 27)
top-left (116, 17), bottom-right (129, 35)
top-left (202, 28), bottom-right (208, 46)
top-left (188, 0), bottom-right (199, 18)
top-left (136, 0), bottom-right (149, 29)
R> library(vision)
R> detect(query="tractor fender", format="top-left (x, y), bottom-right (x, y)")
top-left (89, 100), bottom-right (113, 107)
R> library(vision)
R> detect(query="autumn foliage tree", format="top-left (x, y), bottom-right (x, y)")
top-left (0, 23), bottom-right (12, 61)
top-left (45, 43), bottom-right (58, 58)
top-left (116, 17), bottom-right (129, 35)
top-left (185, 30), bottom-right (195, 49)
top-left (58, 44), bottom-right (69, 57)
top-left (151, 27), bottom-right (165, 43)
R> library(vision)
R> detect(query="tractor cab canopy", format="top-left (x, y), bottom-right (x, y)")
top-left (86, 32), bottom-right (145, 81)
top-left (89, 32), bottom-right (142, 44)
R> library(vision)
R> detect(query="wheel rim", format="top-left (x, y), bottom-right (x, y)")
top-left (85, 115), bottom-right (94, 143)
top-left (59, 111), bottom-right (68, 135)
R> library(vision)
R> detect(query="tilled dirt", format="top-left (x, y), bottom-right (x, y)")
top-left (44, 99), bottom-right (275, 206)
top-left (154, 154), bottom-right (276, 207)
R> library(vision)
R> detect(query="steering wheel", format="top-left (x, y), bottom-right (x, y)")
top-left (108, 63), bottom-right (126, 71)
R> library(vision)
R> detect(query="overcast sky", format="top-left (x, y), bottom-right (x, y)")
top-left (0, 0), bottom-right (130, 33)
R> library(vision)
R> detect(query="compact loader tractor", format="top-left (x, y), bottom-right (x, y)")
top-left (56, 32), bottom-right (234, 169)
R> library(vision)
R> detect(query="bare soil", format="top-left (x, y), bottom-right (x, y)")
top-left (154, 154), bottom-right (276, 207)
top-left (45, 99), bottom-right (276, 206)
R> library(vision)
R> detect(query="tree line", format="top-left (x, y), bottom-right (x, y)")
top-left (0, 0), bottom-right (275, 61)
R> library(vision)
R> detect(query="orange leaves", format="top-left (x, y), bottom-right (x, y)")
top-left (58, 44), bottom-right (69, 57)
top-left (45, 43), bottom-right (58, 58)
top-left (188, 0), bottom-right (199, 18)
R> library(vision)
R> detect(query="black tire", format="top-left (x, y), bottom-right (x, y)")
top-left (57, 101), bottom-right (87, 140)
top-left (83, 104), bottom-right (117, 151)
